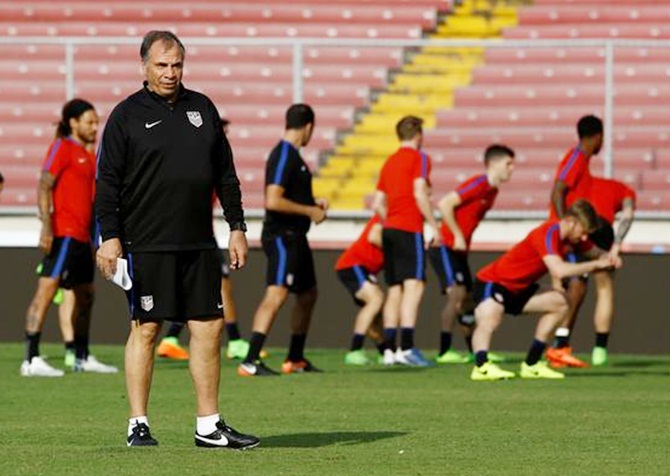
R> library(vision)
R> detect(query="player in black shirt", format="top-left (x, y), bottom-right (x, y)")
top-left (238, 104), bottom-right (328, 377)
top-left (95, 30), bottom-right (258, 449)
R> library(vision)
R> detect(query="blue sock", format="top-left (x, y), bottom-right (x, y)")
top-left (475, 350), bottom-right (488, 367)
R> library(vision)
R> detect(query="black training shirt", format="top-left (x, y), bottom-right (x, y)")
top-left (95, 83), bottom-right (244, 252)
top-left (262, 140), bottom-right (315, 236)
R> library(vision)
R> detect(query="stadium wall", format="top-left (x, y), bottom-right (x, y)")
top-left (2, 247), bottom-right (668, 355)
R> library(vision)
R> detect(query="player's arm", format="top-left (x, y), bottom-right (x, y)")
top-left (414, 177), bottom-right (441, 244)
top-left (550, 180), bottom-right (568, 218)
top-left (95, 109), bottom-right (127, 277)
top-left (37, 171), bottom-right (56, 254)
top-left (265, 184), bottom-right (325, 224)
top-left (437, 191), bottom-right (465, 250)
top-left (610, 197), bottom-right (635, 259)
top-left (367, 222), bottom-right (383, 248)
top-left (543, 254), bottom-right (619, 280)
top-left (371, 190), bottom-right (387, 221)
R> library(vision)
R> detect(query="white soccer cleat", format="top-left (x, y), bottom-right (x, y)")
top-left (20, 356), bottom-right (65, 377)
top-left (382, 348), bottom-right (396, 365)
top-left (74, 355), bottom-right (119, 374)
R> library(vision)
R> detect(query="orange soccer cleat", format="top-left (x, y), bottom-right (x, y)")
top-left (156, 338), bottom-right (190, 360)
top-left (280, 359), bottom-right (323, 374)
top-left (546, 346), bottom-right (589, 369)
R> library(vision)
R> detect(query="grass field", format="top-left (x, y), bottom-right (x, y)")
top-left (3, 343), bottom-right (670, 476)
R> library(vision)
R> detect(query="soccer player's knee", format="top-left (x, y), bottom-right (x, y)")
top-left (553, 293), bottom-right (570, 315)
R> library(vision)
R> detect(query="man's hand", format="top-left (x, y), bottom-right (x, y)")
top-left (309, 205), bottom-right (327, 224)
top-left (452, 234), bottom-right (467, 251)
top-left (96, 238), bottom-right (122, 279)
top-left (608, 243), bottom-right (621, 261)
top-left (427, 225), bottom-right (443, 248)
top-left (315, 197), bottom-right (329, 211)
top-left (228, 230), bottom-right (248, 270)
top-left (39, 222), bottom-right (54, 255)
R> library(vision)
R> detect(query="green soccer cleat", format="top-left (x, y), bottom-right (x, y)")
top-left (344, 350), bottom-right (371, 366)
top-left (591, 346), bottom-right (608, 366)
top-left (64, 349), bottom-right (75, 369)
top-left (470, 362), bottom-right (516, 381)
top-left (487, 351), bottom-right (506, 363)
top-left (435, 349), bottom-right (470, 364)
top-left (520, 361), bottom-right (565, 379)
top-left (226, 339), bottom-right (250, 360)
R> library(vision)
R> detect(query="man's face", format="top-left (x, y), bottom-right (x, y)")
top-left (492, 156), bottom-right (515, 183)
top-left (592, 133), bottom-right (603, 155)
top-left (143, 40), bottom-right (183, 101)
top-left (567, 219), bottom-right (589, 244)
top-left (71, 109), bottom-right (99, 146)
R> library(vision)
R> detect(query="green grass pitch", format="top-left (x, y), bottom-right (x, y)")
top-left (3, 343), bottom-right (670, 476)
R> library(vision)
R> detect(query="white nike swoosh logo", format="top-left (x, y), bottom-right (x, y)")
top-left (145, 120), bottom-right (162, 129)
top-left (78, 158), bottom-right (87, 164)
top-left (217, 303), bottom-right (224, 309)
top-left (195, 433), bottom-right (229, 446)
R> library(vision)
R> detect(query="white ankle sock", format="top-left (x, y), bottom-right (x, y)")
top-left (128, 416), bottom-right (149, 437)
top-left (196, 413), bottom-right (221, 435)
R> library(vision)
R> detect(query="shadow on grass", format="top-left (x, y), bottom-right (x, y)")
top-left (262, 431), bottom-right (407, 448)
top-left (612, 360), bottom-right (663, 368)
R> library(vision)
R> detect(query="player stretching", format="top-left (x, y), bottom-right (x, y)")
top-left (470, 200), bottom-right (619, 381)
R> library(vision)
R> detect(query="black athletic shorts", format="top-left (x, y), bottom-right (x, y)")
top-left (589, 216), bottom-right (614, 252)
top-left (125, 249), bottom-right (223, 322)
top-left (39, 236), bottom-right (94, 288)
top-left (382, 228), bottom-right (426, 286)
top-left (262, 230), bottom-right (316, 293)
top-left (472, 279), bottom-right (539, 316)
top-left (428, 245), bottom-right (472, 292)
top-left (337, 266), bottom-right (379, 306)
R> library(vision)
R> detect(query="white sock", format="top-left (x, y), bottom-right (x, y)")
top-left (196, 413), bottom-right (221, 435)
top-left (555, 327), bottom-right (570, 338)
top-left (128, 416), bottom-right (149, 437)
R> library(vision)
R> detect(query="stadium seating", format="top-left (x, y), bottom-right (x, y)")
top-left (2, 0), bottom-right (670, 216)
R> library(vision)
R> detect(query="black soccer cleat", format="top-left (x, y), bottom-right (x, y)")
top-left (195, 420), bottom-right (260, 450)
top-left (127, 422), bottom-right (159, 447)
top-left (237, 360), bottom-right (280, 377)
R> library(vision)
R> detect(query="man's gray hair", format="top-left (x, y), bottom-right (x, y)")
top-left (140, 30), bottom-right (185, 63)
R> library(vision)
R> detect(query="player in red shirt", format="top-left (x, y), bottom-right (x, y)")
top-left (431, 144), bottom-right (515, 364)
top-left (335, 215), bottom-right (387, 365)
top-left (549, 115), bottom-right (603, 220)
top-left (371, 116), bottom-right (441, 367)
top-left (21, 99), bottom-right (117, 377)
top-left (470, 200), bottom-right (619, 381)
top-left (547, 177), bottom-right (636, 368)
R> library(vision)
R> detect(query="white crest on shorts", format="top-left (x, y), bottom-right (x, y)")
top-left (286, 274), bottom-right (294, 286)
top-left (494, 292), bottom-right (504, 304)
top-left (140, 295), bottom-right (154, 311)
top-left (369, 274), bottom-right (378, 284)
top-left (186, 111), bottom-right (203, 128)
top-left (455, 272), bottom-right (464, 282)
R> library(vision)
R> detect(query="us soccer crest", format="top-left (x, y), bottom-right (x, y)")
top-left (186, 111), bottom-right (203, 128)
top-left (140, 295), bottom-right (154, 311)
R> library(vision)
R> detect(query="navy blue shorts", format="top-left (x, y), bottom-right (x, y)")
top-left (472, 279), bottom-right (539, 316)
top-left (428, 245), bottom-right (472, 292)
top-left (337, 266), bottom-right (379, 306)
top-left (39, 236), bottom-right (94, 288)
top-left (262, 230), bottom-right (316, 294)
top-left (382, 228), bottom-right (426, 286)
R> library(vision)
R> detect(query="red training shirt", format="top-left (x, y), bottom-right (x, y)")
top-left (441, 174), bottom-right (498, 250)
top-left (587, 177), bottom-right (636, 225)
top-left (376, 147), bottom-right (431, 233)
top-left (42, 137), bottom-right (96, 243)
top-left (549, 146), bottom-right (592, 220)
top-left (335, 215), bottom-right (384, 274)
top-left (476, 220), bottom-right (567, 293)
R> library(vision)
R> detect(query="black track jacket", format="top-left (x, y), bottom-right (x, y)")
top-left (95, 83), bottom-right (244, 252)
